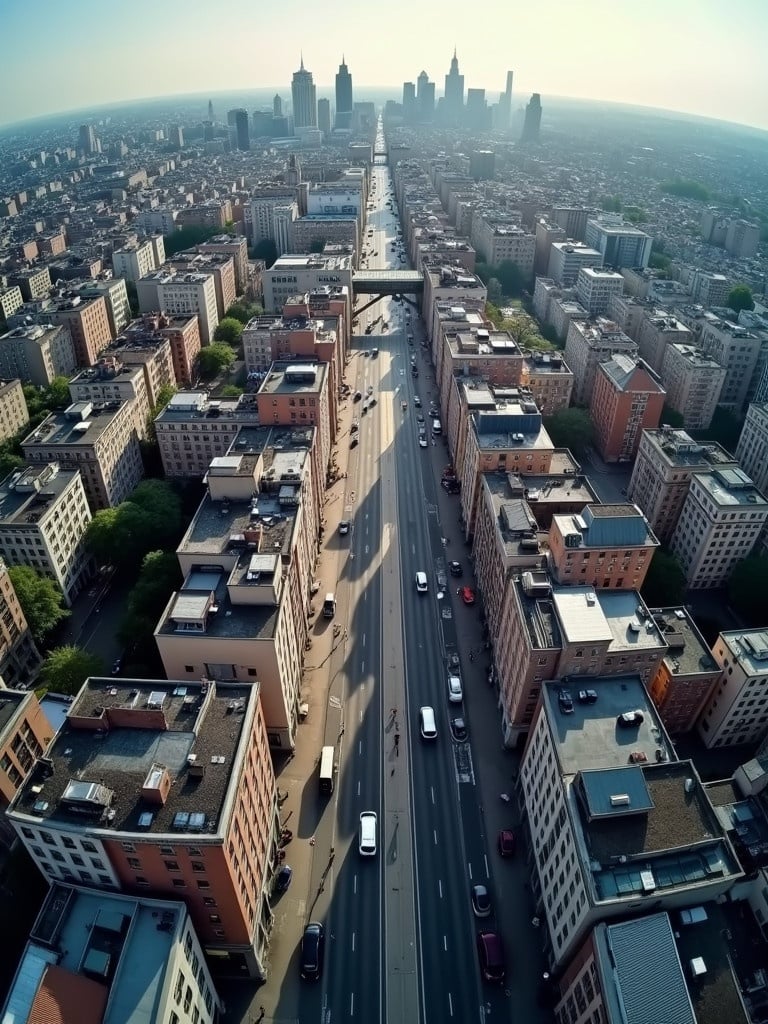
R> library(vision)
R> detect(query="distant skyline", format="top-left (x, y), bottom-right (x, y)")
top-left (1, 0), bottom-right (766, 132)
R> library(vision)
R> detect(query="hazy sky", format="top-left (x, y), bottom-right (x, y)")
top-left (1, 0), bottom-right (766, 130)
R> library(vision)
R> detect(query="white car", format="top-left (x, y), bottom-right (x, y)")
top-left (448, 674), bottom-right (463, 703)
top-left (359, 811), bottom-right (377, 856)
top-left (419, 436), bottom-right (428, 448)
top-left (339, 520), bottom-right (351, 535)
top-left (415, 571), bottom-right (428, 593)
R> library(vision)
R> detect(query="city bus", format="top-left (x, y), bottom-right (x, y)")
top-left (319, 745), bottom-right (335, 795)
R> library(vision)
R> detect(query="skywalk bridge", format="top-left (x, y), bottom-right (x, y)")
top-left (352, 269), bottom-right (423, 314)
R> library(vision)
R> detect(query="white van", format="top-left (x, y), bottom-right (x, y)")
top-left (415, 571), bottom-right (428, 593)
top-left (432, 419), bottom-right (442, 436)
top-left (419, 705), bottom-right (437, 740)
top-left (359, 811), bottom-right (377, 856)
top-left (322, 593), bottom-right (336, 618)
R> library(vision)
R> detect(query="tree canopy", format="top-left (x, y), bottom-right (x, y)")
top-left (543, 407), bottom-right (594, 457)
top-left (726, 284), bottom-right (754, 314)
top-left (250, 239), bottom-right (278, 267)
top-left (7, 565), bottom-right (69, 642)
top-left (198, 343), bottom-right (235, 379)
top-left (661, 404), bottom-right (685, 428)
top-left (85, 479), bottom-right (183, 568)
top-left (660, 178), bottom-right (711, 201)
top-left (118, 550), bottom-right (182, 653)
top-left (163, 225), bottom-right (219, 257)
top-left (728, 556), bottom-right (768, 626)
top-left (213, 317), bottom-right (244, 346)
top-left (226, 301), bottom-right (263, 324)
top-left (640, 549), bottom-right (686, 608)
top-left (41, 646), bottom-right (104, 697)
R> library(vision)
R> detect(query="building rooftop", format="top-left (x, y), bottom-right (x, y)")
top-left (157, 391), bottom-right (259, 424)
top-left (642, 428), bottom-right (735, 468)
top-left (480, 480), bottom-right (543, 562)
top-left (0, 689), bottom-right (30, 740)
top-left (157, 569), bottom-right (280, 642)
top-left (22, 402), bottom-right (129, 449)
top-left (2, 884), bottom-right (211, 1024)
top-left (550, 586), bottom-right (665, 653)
top-left (10, 678), bottom-right (255, 837)
top-left (651, 607), bottom-right (720, 678)
top-left (553, 503), bottom-right (658, 549)
top-left (719, 630), bottom-right (768, 678)
top-left (693, 468), bottom-right (768, 508)
top-left (666, 343), bottom-right (723, 368)
top-left (267, 254), bottom-right (353, 271)
top-left (470, 390), bottom-right (553, 452)
top-left (0, 462), bottom-right (79, 527)
top-left (257, 361), bottom-right (327, 396)
top-left (600, 353), bottom-right (664, 392)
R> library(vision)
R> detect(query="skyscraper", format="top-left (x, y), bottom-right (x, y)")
top-left (208, 99), bottom-right (214, 122)
top-left (318, 97), bottom-right (331, 136)
top-left (77, 124), bottom-right (98, 156)
top-left (291, 56), bottom-right (317, 129)
top-left (273, 94), bottom-right (282, 117)
top-left (497, 70), bottom-right (513, 132)
top-left (465, 88), bottom-right (488, 130)
top-left (227, 108), bottom-right (250, 151)
top-left (443, 49), bottom-right (464, 124)
top-left (416, 71), bottom-right (435, 122)
top-left (403, 81), bottom-right (416, 124)
top-left (335, 56), bottom-right (353, 130)
top-left (521, 93), bottom-right (542, 142)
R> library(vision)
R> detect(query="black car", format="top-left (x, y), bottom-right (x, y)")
top-left (274, 865), bottom-right (292, 893)
top-left (449, 561), bottom-right (463, 577)
top-left (578, 689), bottom-right (598, 704)
top-left (300, 921), bottom-right (325, 980)
top-left (558, 688), bottom-right (574, 715)
top-left (450, 716), bottom-right (468, 742)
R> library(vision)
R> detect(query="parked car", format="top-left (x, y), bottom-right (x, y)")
top-left (460, 586), bottom-right (476, 606)
top-left (449, 561), bottom-right (463, 577)
top-left (477, 930), bottom-right (505, 982)
top-left (497, 830), bottom-right (515, 857)
top-left (339, 520), bottom-right (351, 535)
top-left (451, 716), bottom-right (468, 742)
top-left (300, 922), bottom-right (325, 980)
top-left (578, 689), bottom-right (598, 704)
top-left (274, 865), bottom-right (292, 893)
top-left (353, 390), bottom-right (362, 401)
top-left (447, 674), bottom-right (463, 703)
top-left (419, 436), bottom-right (428, 448)
top-left (471, 883), bottom-right (491, 918)
top-left (558, 688), bottom-right (574, 715)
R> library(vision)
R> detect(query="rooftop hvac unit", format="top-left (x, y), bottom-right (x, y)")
top-left (610, 794), bottom-right (630, 807)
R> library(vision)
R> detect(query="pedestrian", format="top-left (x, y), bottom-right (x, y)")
top-left (257, 1008), bottom-right (265, 1023)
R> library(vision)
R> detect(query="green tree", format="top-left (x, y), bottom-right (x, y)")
top-left (540, 323), bottom-right (561, 346)
top-left (601, 195), bottom-right (623, 213)
top-left (726, 284), bottom-right (754, 314)
top-left (85, 480), bottom-right (183, 568)
top-left (0, 451), bottom-right (23, 478)
top-left (250, 239), bottom-right (278, 267)
top-left (219, 384), bottom-right (244, 397)
top-left (44, 377), bottom-right (72, 409)
top-left (660, 178), bottom-right (710, 201)
top-left (41, 646), bottom-right (104, 697)
top-left (486, 277), bottom-right (503, 304)
top-left (226, 301), bottom-right (263, 324)
top-left (661, 404), bottom-right (685, 428)
top-left (729, 556), bottom-right (768, 626)
top-left (543, 407), bottom-right (594, 457)
top-left (164, 225), bottom-right (219, 257)
top-left (641, 549), bottom-right (686, 607)
top-left (7, 565), bottom-right (69, 642)
top-left (118, 551), bottom-right (182, 650)
top-left (496, 260), bottom-right (525, 297)
top-left (213, 317), bottom-right (244, 345)
top-left (198, 343), bottom-right (235, 379)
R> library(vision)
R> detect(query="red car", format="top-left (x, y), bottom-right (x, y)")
top-left (460, 586), bottom-right (476, 606)
top-left (497, 830), bottom-right (515, 857)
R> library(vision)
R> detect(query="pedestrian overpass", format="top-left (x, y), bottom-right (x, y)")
top-left (352, 269), bottom-right (423, 314)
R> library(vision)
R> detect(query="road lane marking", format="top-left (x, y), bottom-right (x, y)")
top-left (433, 829), bottom-right (438, 845)
top-left (354, 874), bottom-right (357, 894)
top-left (352, 932), bottom-right (356, 952)
top-left (350, 992), bottom-right (355, 1016)
top-left (431, 787), bottom-right (435, 805)
top-left (357, 780), bottom-right (361, 796)
top-left (438, 879), bottom-right (443, 898)
top-left (361, 659), bottom-right (365, 673)
top-left (443, 935), bottom-right (447, 951)
top-left (484, 854), bottom-right (490, 878)
top-left (362, 633), bottom-right (366, 647)
top-left (359, 741), bottom-right (362, 755)
top-left (448, 993), bottom-right (454, 1017)
top-left (468, 862), bottom-right (473, 880)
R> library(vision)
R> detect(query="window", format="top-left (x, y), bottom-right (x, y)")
top-left (164, 860), bottom-right (180, 871)
top-left (196, 880), bottom-right (210, 890)
top-left (160, 846), bottom-right (175, 856)
top-left (191, 861), bottom-right (205, 873)
top-left (202, 897), bottom-right (217, 907)
top-left (127, 857), bottom-right (141, 869)
top-left (209, 913), bottom-right (221, 923)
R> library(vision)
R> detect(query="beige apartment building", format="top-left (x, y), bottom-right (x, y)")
top-left (21, 401), bottom-right (143, 511)
top-left (7, 677), bottom-right (278, 980)
top-left (45, 293), bottom-right (113, 366)
top-left (9, 266), bottom-right (52, 301)
top-left (422, 265), bottom-right (487, 351)
top-left (627, 427), bottom-right (737, 543)
top-left (520, 352), bottom-right (574, 415)
top-left (455, 388), bottom-right (555, 536)
top-left (437, 326), bottom-right (524, 421)
top-left (648, 606), bottom-right (722, 734)
top-left (637, 312), bottom-right (693, 373)
top-left (0, 379), bottom-right (29, 443)
top-left (659, 342), bottom-right (725, 430)
top-left (563, 318), bottom-right (638, 406)
top-left (735, 402), bottom-right (768, 497)
top-left (495, 572), bottom-right (667, 746)
top-left (166, 252), bottom-right (236, 320)
top-left (113, 313), bottom-right (201, 388)
top-left (0, 463), bottom-right (92, 605)
top-left (69, 358), bottom-right (151, 440)
top-left (0, 324), bottom-right (77, 387)
top-left (698, 319), bottom-right (761, 414)
top-left (112, 237), bottom-right (164, 284)
top-left (574, 267), bottom-right (624, 315)
top-left (698, 630), bottom-right (768, 748)
top-left (670, 468), bottom-right (768, 589)
top-left (196, 234), bottom-right (249, 293)
top-left (261, 255), bottom-right (353, 322)
top-left (547, 242), bottom-right (603, 287)
top-left (0, 558), bottom-right (42, 688)
top-left (103, 323), bottom-right (177, 405)
top-left (547, 503), bottom-right (658, 590)
top-left (471, 220), bottom-right (535, 278)
top-left (137, 271), bottom-right (219, 345)
top-left (70, 276), bottom-right (132, 337)
top-left (429, 300), bottom-right (490, 384)
top-left (155, 434), bottom-right (321, 748)
top-left (155, 392), bottom-right (261, 479)
top-left (0, 285), bottom-right (24, 321)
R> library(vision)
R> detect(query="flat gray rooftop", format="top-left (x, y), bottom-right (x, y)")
top-left (12, 678), bottom-right (254, 837)
top-left (651, 607), bottom-right (719, 677)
